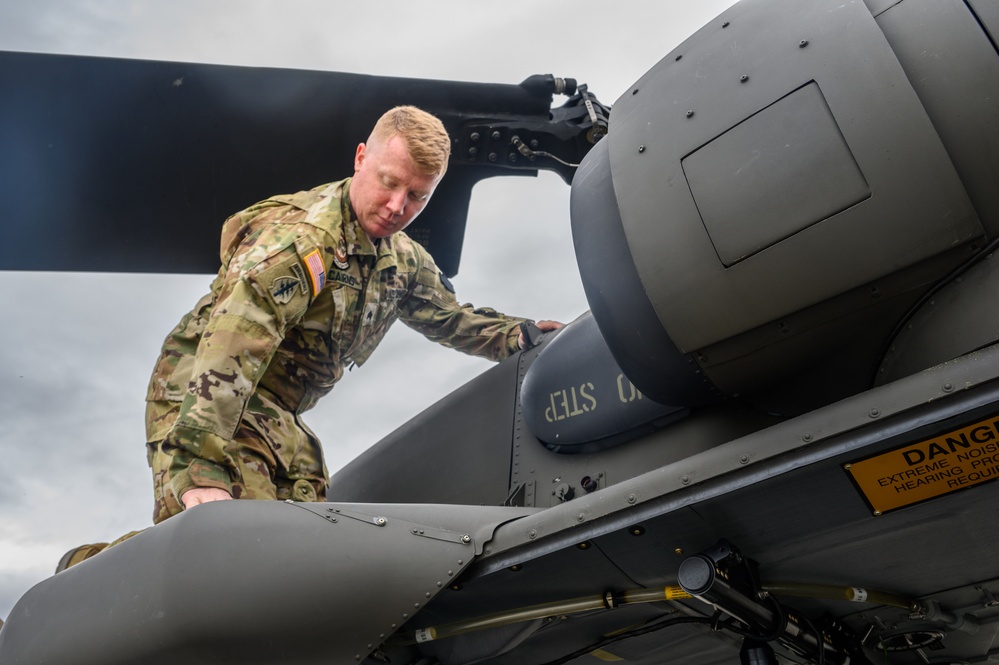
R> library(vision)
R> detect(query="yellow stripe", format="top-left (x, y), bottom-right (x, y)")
top-left (589, 649), bottom-right (624, 661)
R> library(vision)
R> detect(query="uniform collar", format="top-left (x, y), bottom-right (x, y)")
top-left (336, 178), bottom-right (377, 258)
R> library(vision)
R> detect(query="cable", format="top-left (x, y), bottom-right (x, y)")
top-left (538, 615), bottom-right (715, 665)
top-left (510, 136), bottom-right (580, 169)
top-left (872, 234), bottom-right (999, 386)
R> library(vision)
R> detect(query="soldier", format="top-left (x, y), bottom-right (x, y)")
top-left (58, 105), bottom-right (560, 570)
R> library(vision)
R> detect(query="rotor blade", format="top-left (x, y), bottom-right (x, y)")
top-left (0, 51), bottom-right (602, 276)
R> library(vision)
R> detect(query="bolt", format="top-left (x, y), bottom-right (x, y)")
top-left (488, 152), bottom-right (498, 162)
top-left (375, 517), bottom-right (387, 526)
top-left (681, 475), bottom-right (690, 484)
top-left (468, 146), bottom-right (478, 157)
top-left (508, 152), bottom-right (517, 163)
top-left (740, 75), bottom-right (749, 83)
top-left (799, 39), bottom-right (809, 48)
top-left (638, 145), bottom-right (646, 153)
top-left (577, 513), bottom-right (585, 522)
top-left (943, 383), bottom-right (953, 392)
top-left (491, 130), bottom-right (501, 141)
top-left (803, 433), bottom-right (813, 442)
top-left (470, 132), bottom-right (480, 142)
top-left (627, 494), bottom-right (637, 504)
top-left (461, 534), bottom-right (471, 544)
top-left (686, 110), bottom-right (694, 118)
top-left (740, 455), bottom-right (749, 464)
top-left (675, 548), bottom-right (684, 556)
top-left (529, 529), bottom-right (537, 539)
top-left (869, 408), bottom-right (881, 418)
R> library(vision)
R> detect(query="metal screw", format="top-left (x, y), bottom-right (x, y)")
top-left (577, 513), bottom-right (585, 522)
top-left (638, 145), bottom-right (646, 153)
top-left (803, 433), bottom-right (813, 442)
top-left (461, 535), bottom-right (471, 544)
top-left (529, 529), bottom-right (537, 539)
top-left (491, 130), bottom-right (501, 141)
top-left (468, 146), bottom-right (478, 157)
top-left (740, 75), bottom-right (749, 83)
top-left (869, 408), bottom-right (881, 418)
top-left (470, 132), bottom-right (480, 142)
top-left (799, 40), bottom-right (809, 48)
top-left (374, 517), bottom-right (387, 526)
top-left (508, 152), bottom-right (517, 163)
top-left (627, 494), bottom-right (637, 504)
top-left (943, 383), bottom-right (953, 392)
top-left (675, 548), bottom-right (684, 556)
top-left (686, 110), bottom-right (694, 118)
top-left (488, 152), bottom-right (497, 162)
top-left (740, 455), bottom-right (749, 464)
top-left (681, 475), bottom-right (690, 484)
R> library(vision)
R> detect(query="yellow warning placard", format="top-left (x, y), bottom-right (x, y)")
top-left (845, 416), bottom-right (999, 514)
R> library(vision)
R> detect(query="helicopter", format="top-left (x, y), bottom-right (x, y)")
top-left (2, 0), bottom-right (999, 663)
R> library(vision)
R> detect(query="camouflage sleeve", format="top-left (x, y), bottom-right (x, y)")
top-left (398, 258), bottom-right (526, 362)
top-left (165, 251), bottom-right (312, 498)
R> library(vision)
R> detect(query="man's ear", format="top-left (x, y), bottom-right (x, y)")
top-left (354, 142), bottom-right (366, 172)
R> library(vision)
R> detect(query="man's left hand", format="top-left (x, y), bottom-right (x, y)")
top-left (519, 320), bottom-right (564, 349)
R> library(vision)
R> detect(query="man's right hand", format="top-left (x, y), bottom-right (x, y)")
top-left (181, 487), bottom-right (233, 509)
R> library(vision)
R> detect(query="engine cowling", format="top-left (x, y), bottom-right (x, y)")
top-left (572, 0), bottom-right (997, 415)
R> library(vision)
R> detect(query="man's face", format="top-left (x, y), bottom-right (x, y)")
top-left (349, 134), bottom-right (443, 239)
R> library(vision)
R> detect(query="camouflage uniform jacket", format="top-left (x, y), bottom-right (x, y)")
top-left (146, 178), bottom-right (525, 497)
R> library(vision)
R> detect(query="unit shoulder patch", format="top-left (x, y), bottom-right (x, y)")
top-left (270, 276), bottom-right (300, 305)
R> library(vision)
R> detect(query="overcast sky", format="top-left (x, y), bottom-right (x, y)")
top-left (0, 0), bottom-right (737, 619)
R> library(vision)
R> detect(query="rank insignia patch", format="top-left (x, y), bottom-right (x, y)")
top-left (271, 276), bottom-right (300, 305)
top-left (303, 249), bottom-right (326, 296)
